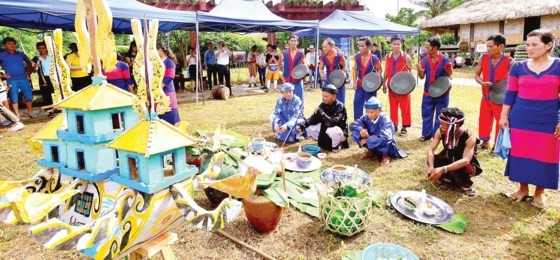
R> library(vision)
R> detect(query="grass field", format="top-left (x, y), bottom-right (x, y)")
top-left (0, 68), bottom-right (559, 259)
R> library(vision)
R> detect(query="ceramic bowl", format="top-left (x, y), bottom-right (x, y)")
top-left (251, 137), bottom-right (266, 153)
top-left (296, 152), bottom-right (313, 169)
top-left (302, 144), bottom-right (321, 157)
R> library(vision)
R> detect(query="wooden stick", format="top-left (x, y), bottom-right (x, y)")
top-left (216, 230), bottom-right (276, 260)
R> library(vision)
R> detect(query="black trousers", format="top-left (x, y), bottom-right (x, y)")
top-left (217, 64), bottom-right (231, 91)
top-left (207, 64), bottom-right (218, 88)
top-left (41, 76), bottom-right (55, 106)
top-left (71, 76), bottom-right (92, 92)
top-left (258, 66), bottom-right (266, 85)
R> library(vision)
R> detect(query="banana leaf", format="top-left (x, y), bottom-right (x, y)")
top-left (261, 182), bottom-right (289, 208)
top-left (436, 213), bottom-right (468, 233)
top-left (196, 129), bottom-right (249, 148)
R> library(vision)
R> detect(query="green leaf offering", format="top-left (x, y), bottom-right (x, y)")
top-left (341, 250), bottom-right (362, 260)
top-left (436, 213), bottom-right (468, 233)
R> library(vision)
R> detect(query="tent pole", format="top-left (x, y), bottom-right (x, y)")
top-left (195, 12), bottom-right (201, 105)
top-left (314, 26), bottom-right (319, 89)
top-left (416, 33), bottom-right (420, 86)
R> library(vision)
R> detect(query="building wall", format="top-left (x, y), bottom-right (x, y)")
top-left (65, 141), bottom-right (116, 174)
top-left (91, 107), bottom-right (138, 137)
top-left (504, 18), bottom-right (524, 44)
top-left (541, 14), bottom-right (560, 39)
top-left (42, 140), bottom-right (67, 164)
top-left (474, 22), bottom-right (500, 43)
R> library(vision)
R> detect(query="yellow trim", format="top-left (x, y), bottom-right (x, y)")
top-left (55, 84), bottom-right (135, 111)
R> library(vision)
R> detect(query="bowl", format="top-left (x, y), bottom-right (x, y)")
top-left (296, 152), bottom-right (313, 169)
top-left (317, 153), bottom-right (327, 159)
top-left (251, 137), bottom-right (266, 153)
top-left (302, 144), bottom-right (321, 157)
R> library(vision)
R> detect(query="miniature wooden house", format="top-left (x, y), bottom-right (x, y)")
top-left (34, 113), bottom-right (67, 169)
top-left (109, 119), bottom-right (198, 194)
top-left (53, 85), bottom-right (139, 182)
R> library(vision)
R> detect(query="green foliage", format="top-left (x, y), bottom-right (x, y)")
top-left (436, 213), bottom-right (469, 233)
top-left (411, 0), bottom-right (471, 19)
top-left (385, 7), bottom-right (417, 27)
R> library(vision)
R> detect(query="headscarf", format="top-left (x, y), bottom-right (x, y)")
top-left (438, 113), bottom-right (465, 150)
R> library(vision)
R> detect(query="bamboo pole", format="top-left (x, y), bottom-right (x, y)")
top-left (216, 230), bottom-right (276, 260)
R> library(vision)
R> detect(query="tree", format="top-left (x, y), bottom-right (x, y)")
top-left (411, 0), bottom-right (471, 18)
top-left (385, 8), bottom-right (418, 27)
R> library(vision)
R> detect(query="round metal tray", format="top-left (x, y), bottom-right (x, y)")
top-left (390, 190), bottom-right (454, 225)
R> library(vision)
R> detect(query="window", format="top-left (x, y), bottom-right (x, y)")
top-left (162, 153), bottom-right (175, 177)
top-left (77, 151), bottom-right (85, 171)
top-left (111, 112), bottom-right (125, 130)
top-left (51, 146), bottom-right (59, 163)
top-left (524, 16), bottom-right (541, 41)
top-left (115, 150), bottom-right (120, 167)
top-left (74, 191), bottom-right (94, 217)
top-left (128, 157), bottom-right (139, 181)
top-left (76, 115), bottom-right (85, 134)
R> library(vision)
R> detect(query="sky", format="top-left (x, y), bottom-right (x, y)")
top-left (362, 0), bottom-right (420, 18)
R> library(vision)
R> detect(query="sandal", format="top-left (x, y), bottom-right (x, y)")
top-left (463, 188), bottom-right (476, 196)
top-left (503, 192), bottom-right (533, 202)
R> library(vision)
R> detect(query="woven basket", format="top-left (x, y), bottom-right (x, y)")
top-left (318, 183), bottom-right (373, 237)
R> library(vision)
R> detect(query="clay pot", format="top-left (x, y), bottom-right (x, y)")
top-left (242, 192), bottom-right (283, 233)
top-left (211, 85), bottom-right (230, 100)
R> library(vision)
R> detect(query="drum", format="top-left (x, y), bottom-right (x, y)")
top-left (428, 76), bottom-right (451, 98)
top-left (328, 69), bottom-right (346, 89)
top-left (291, 64), bottom-right (309, 80)
top-left (308, 64), bottom-right (316, 70)
top-left (211, 85), bottom-right (230, 100)
top-left (362, 72), bottom-right (382, 93)
top-left (390, 72), bottom-right (416, 95)
top-left (489, 79), bottom-right (507, 105)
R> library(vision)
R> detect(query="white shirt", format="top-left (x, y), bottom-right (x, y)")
top-left (256, 53), bottom-right (267, 66)
top-left (455, 56), bottom-right (464, 65)
top-left (306, 51), bottom-right (316, 65)
top-left (188, 55), bottom-right (196, 66)
top-left (215, 50), bottom-right (230, 65)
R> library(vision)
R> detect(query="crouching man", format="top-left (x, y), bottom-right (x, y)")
top-left (350, 97), bottom-right (407, 165)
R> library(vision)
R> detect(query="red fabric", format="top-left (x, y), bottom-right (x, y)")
top-left (384, 52), bottom-right (409, 86)
top-left (480, 54), bottom-right (511, 96)
top-left (389, 90), bottom-right (411, 127)
top-left (478, 98), bottom-right (503, 141)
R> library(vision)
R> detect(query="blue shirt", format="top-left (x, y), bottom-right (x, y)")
top-left (271, 95), bottom-right (303, 128)
top-left (350, 112), bottom-right (394, 143)
top-left (204, 50), bottom-right (216, 67)
top-left (0, 50), bottom-right (30, 80)
top-left (39, 55), bottom-right (51, 76)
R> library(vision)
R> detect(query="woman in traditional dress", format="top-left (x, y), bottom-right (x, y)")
top-left (500, 29), bottom-right (560, 208)
top-left (156, 42), bottom-right (181, 125)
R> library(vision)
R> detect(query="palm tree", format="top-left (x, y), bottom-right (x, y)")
top-left (412, 0), bottom-right (471, 18)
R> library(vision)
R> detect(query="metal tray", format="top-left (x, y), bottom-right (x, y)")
top-left (389, 190), bottom-right (454, 225)
top-left (320, 166), bottom-right (370, 185)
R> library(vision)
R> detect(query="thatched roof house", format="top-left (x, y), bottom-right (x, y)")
top-left (420, 0), bottom-right (560, 50)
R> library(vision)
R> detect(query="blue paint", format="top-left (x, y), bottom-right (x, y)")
top-left (60, 167), bottom-right (119, 182)
top-left (111, 165), bottom-right (197, 193)
top-left (37, 159), bottom-right (66, 169)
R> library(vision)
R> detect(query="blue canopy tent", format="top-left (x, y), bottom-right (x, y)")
top-left (294, 10), bottom-right (420, 37)
top-left (0, 0), bottom-right (196, 33)
top-left (189, 0), bottom-right (320, 103)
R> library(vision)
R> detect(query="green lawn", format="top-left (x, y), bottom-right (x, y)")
top-left (0, 73), bottom-right (559, 259)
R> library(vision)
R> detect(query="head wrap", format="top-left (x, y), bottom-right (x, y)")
top-left (438, 113), bottom-right (465, 150)
top-left (280, 83), bottom-right (294, 92)
top-left (364, 97), bottom-right (382, 109)
top-left (322, 84), bottom-right (338, 94)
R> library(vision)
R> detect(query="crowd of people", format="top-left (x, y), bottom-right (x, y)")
top-left (270, 29), bottom-right (559, 208)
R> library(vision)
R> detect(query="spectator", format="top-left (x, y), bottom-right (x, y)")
top-left (465, 53), bottom-right (474, 66)
top-left (66, 43), bottom-right (92, 91)
top-left (372, 43), bottom-right (382, 61)
top-left (216, 40), bottom-right (232, 97)
top-left (305, 45), bottom-right (316, 86)
top-left (102, 58), bottom-right (134, 93)
top-left (0, 37), bottom-right (34, 119)
top-left (124, 41), bottom-right (137, 90)
top-left (31, 41), bottom-right (55, 108)
top-left (187, 47), bottom-right (201, 93)
top-left (454, 53), bottom-right (464, 68)
top-left (156, 42), bottom-right (181, 125)
top-left (247, 45), bottom-right (257, 87)
top-left (204, 43), bottom-right (218, 89)
top-left (174, 56), bottom-right (185, 93)
top-left (256, 47), bottom-right (267, 87)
